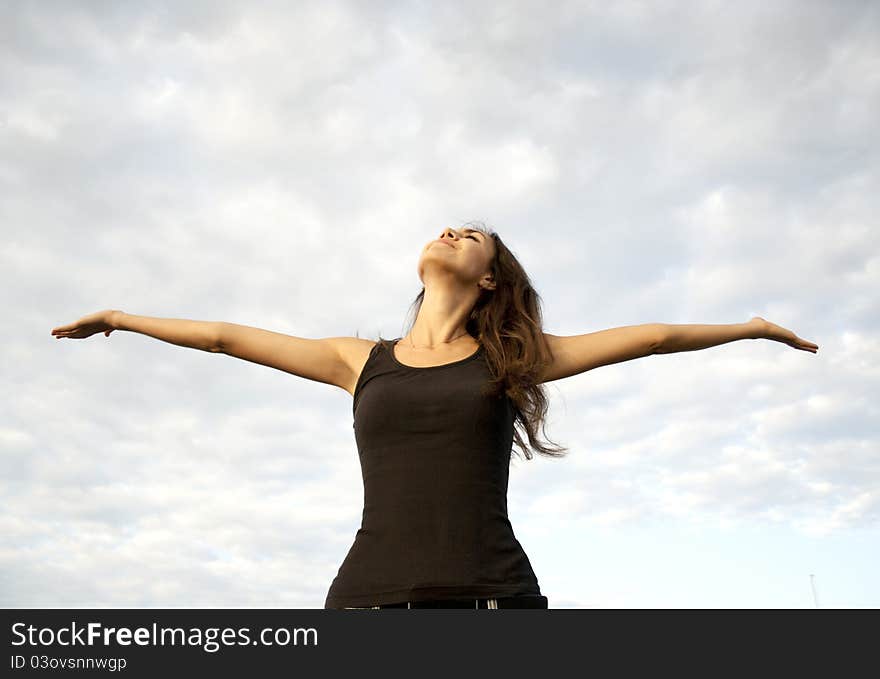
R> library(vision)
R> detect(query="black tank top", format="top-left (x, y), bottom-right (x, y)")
top-left (323, 337), bottom-right (543, 608)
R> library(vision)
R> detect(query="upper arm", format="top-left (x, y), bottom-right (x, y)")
top-left (537, 324), bottom-right (664, 384)
top-left (217, 322), bottom-right (370, 393)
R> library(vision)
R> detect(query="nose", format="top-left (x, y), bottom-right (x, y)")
top-left (440, 228), bottom-right (458, 242)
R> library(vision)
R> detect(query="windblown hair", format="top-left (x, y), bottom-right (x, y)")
top-left (378, 220), bottom-right (568, 462)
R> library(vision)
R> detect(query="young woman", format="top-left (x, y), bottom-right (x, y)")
top-left (51, 222), bottom-right (819, 610)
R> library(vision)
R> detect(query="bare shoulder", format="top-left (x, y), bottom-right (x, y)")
top-left (326, 337), bottom-right (379, 397)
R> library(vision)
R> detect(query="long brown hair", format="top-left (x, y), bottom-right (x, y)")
top-left (379, 220), bottom-right (568, 462)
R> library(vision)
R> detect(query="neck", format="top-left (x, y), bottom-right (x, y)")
top-left (406, 285), bottom-right (479, 349)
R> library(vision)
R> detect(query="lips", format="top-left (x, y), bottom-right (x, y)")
top-left (433, 239), bottom-right (454, 248)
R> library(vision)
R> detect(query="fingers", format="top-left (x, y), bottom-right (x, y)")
top-left (797, 339), bottom-right (818, 353)
top-left (800, 337), bottom-right (819, 352)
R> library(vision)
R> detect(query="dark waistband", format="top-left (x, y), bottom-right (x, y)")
top-left (344, 595), bottom-right (548, 609)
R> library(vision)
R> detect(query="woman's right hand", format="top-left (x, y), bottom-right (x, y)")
top-left (51, 310), bottom-right (121, 340)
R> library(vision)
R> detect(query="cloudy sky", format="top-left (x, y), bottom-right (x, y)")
top-left (3, 0), bottom-right (878, 608)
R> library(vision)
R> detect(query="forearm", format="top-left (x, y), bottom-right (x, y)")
top-left (655, 321), bottom-right (757, 354)
top-left (112, 311), bottom-right (223, 353)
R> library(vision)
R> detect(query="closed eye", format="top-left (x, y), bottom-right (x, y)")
top-left (466, 235), bottom-right (478, 241)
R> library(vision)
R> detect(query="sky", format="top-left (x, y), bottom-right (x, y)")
top-left (2, 0), bottom-right (878, 608)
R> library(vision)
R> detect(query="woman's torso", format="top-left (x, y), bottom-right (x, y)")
top-left (324, 337), bottom-right (543, 609)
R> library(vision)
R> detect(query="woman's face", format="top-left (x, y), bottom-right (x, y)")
top-left (418, 227), bottom-right (495, 284)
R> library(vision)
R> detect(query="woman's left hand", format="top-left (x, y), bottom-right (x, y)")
top-left (749, 316), bottom-right (819, 353)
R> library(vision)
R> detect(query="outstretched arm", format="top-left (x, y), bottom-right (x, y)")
top-left (656, 316), bottom-right (819, 354)
top-left (52, 309), bottom-right (221, 352)
top-left (51, 309), bottom-right (358, 392)
top-left (538, 317), bottom-right (818, 384)
top-left (539, 324), bottom-right (665, 383)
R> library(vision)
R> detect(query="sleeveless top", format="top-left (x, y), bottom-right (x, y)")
top-left (323, 337), bottom-right (543, 609)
